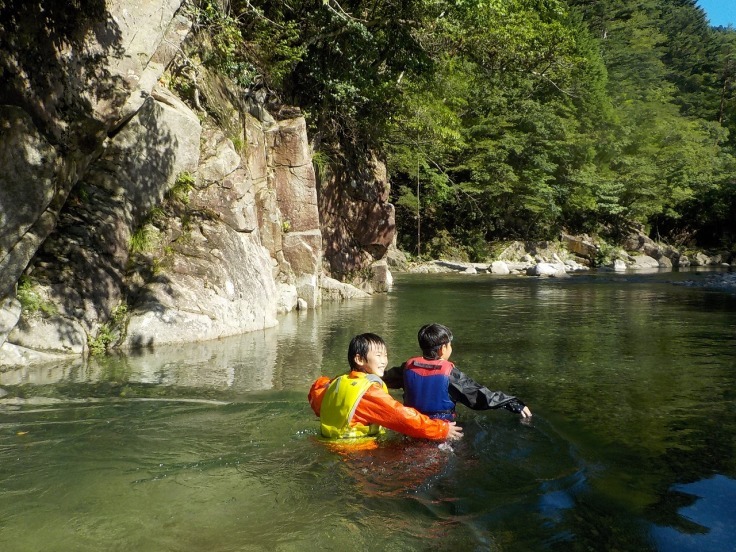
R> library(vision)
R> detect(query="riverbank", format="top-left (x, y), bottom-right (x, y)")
top-left (399, 258), bottom-right (736, 291)
top-left (392, 234), bottom-right (734, 289)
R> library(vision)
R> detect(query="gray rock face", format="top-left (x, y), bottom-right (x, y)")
top-left (0, 1), bottom-right (193, 360)
top-left (16, 81), bottom-right (203, 353)
top-left (318, 155), bottom-right (395, 284)
top-left (0, 297), bottom-right (21, 349)
top-left (0, 0), bottom-right (391, 366)
top-left (0, 1), bottom-right (190, 297)
top-left (0, 108), bottom-right (65, 298)
top-left (267, 118), bottom-right (323, 307)
top-left (123, 221), bottom-right (278, 348)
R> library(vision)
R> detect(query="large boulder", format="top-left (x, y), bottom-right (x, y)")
top-left (318, 154), bottom-right (395, 281)
top-left (0, 0), bottom-right (190, 298)
top-left (0, 108), bottom-right (63, 298)
top-left (321, 277), bottom-right (370, 301)
top-left (490, 261), bottom-right (511, 275)
top-left (629, 255), bottom-right (661, 270)
top-left (527, 262), bottom-right (567, 277)
top-left (622, 228), bottom-right (682, 266)
top-left (560, 233), bottom-right (598, 264)
top-left (122, 220), bottom-right (278, 348)
top-left (8, 315), bottom-right (87, 356)
top-left (385, 244), bottom-right (409, 272)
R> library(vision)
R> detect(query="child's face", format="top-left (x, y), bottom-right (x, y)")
top-left (355, 343), bottom-right (388, 377)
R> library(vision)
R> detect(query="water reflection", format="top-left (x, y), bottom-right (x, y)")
top-left (2, 272), bottom-right (736, 551)
top-left (324, 437), bottom-right (457, 497)
top-left (0, 293), bottom-right (401, 405)
top-left (320, 412), bottom-right (608, 549)
top-left (538, 469), bottom-right (587, 524)
top-left (651, 475), bottom-right (736, 550)
top-left (0, 309), bottom-right (327, 397)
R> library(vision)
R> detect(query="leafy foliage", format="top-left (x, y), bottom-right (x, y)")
top-left (387, 0), bottom-right (736, 252)
top-left (16, 277), bottom-right (57, 317)
top-left (189, 0), bottom-right (736, 254)
top-left (186, 0), bottom-right (258, 87)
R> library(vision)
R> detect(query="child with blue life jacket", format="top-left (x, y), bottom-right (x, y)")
top-left (383, 323), bottom-right (532, 420)
top-left (308, 333), bottom-right (464, 442)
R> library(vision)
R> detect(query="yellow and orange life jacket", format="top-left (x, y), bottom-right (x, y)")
top-left (320, 372), bottom-right (388, 439)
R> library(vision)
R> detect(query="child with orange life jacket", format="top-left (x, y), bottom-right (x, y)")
top-left (383, 323), bottom-right (532, 420)
top-left (308, 333), bottom-right (464, 442)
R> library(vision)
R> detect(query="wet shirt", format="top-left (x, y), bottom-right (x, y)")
top-left (383, 362), bottom-right (525, 413)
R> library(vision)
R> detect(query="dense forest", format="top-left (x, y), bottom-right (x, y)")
top-left (186, 0), bottom-right (736, 260)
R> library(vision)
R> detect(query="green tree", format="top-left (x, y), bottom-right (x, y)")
top-left (188, 0), bottom-right (736, 255)
top-left (390, 0), bottom-right (616, 251)
top-left (230, 0), bottom-right (439, 150)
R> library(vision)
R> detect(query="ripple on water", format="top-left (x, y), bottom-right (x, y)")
top-left (2, 273), bottom-right (736, 551)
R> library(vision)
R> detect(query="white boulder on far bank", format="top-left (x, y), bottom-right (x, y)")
top-left (629, 255), bottom-right (660, 269)
top-left (409, 257), bottom-right (588, 277)
top-left (490, 261), bottom-right (510, 275)
top-left (613, 259), bottom-right (627, 272)
top-left (320, 277), bottom-right (370, 301)
top-left (526, 262), bottom-right (568, 277)
top-left (403, 234), bottom-right (733, 278)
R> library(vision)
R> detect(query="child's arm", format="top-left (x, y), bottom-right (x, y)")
top-left (307, 376), bottom-right (331, 416)
top-left (382, 364), bottom-right (405, 389)
top-left (448, 367), bottom-right (531, 416)
top-left (356, 384), bottom-right (463, 441)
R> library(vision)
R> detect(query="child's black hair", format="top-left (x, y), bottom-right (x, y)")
top-left (348, 333), bottom-right (386, 371)
top-left (418, 323), bottom-right (453, 359)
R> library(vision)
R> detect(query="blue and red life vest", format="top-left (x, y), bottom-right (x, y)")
top-left (403, 357), bottom-right (456, 420)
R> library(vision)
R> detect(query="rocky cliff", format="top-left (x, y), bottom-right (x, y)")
top-left (0, 0), bottom-right (394, 367)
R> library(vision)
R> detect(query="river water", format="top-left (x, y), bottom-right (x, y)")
top-left (1, 269), bottom-right (735, 551)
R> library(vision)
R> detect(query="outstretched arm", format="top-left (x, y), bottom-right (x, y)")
top-left (448, 367), bottom-right (531, 416)
top-left (357, 384), bottom-right (463, 441)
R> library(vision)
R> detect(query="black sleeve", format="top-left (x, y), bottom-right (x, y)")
top-left (448, 366), bottom-right (526, 412)
top-left (383, 365), bottom-right (405, 389)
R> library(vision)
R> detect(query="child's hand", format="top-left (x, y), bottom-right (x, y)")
top-left (520, 406), bottom-right (532, 418)
top-left (446, 421), bottom-right (464, 441)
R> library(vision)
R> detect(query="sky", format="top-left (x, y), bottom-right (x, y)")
top-left (697, 0), bottom-right (736, 27)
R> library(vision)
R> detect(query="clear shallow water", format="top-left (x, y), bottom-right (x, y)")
top-left (1, 269), bottom-right (735, 551)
